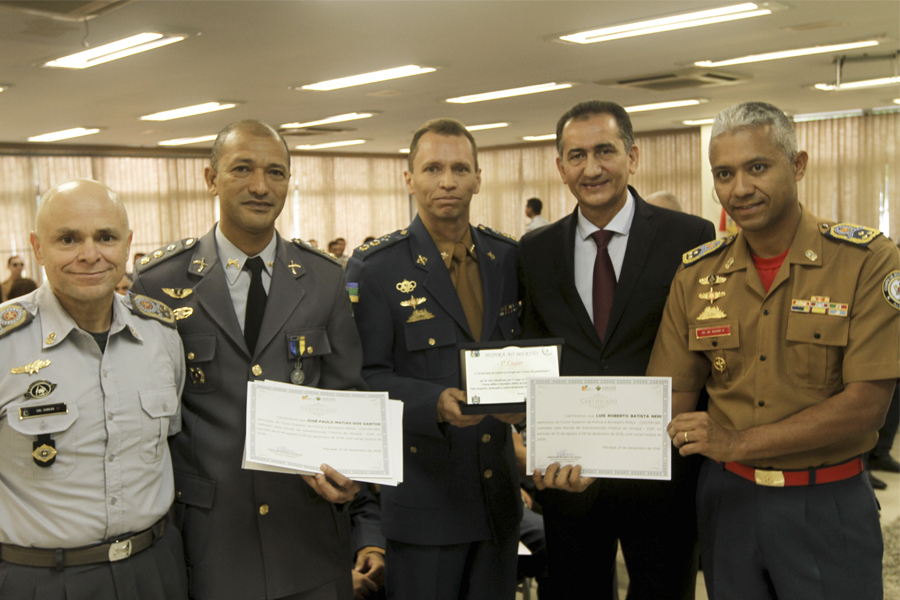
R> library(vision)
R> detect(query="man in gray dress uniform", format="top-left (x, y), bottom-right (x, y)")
top-left (0, 179), bottom-right (187, 599)
top-left (132, 120), bottom-right (366, 600)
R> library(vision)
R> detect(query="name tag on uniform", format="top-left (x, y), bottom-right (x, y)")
top-left (695, 325), bottom-right (732, 339)
top-left (19, 402), bottom-right (67, 420)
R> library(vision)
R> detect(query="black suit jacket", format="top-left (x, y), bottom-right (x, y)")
top-left (519, 188), bottom-right (716, 514)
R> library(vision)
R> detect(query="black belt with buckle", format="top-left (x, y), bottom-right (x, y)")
top-left (0, 517), bottom-right (165, 568)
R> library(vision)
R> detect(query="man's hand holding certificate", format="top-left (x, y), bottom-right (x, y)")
top-left (243, 381), bottom-right (404, 486)
top-left (527, 377), bottom-right (672, 489)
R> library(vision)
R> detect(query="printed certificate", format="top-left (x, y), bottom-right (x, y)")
top-left (526, 377), bottom-right (671, 481)
top-left (243, 381), bottom-right (403, 486)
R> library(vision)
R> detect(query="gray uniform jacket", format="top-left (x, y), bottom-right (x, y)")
top-left (132, 228), bottom-right (367, 600)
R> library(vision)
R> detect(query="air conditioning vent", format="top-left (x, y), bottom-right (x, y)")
top-left (0, 1), bottom-right (131, 21)
top-left (598, 69), bottom-right (749, 92)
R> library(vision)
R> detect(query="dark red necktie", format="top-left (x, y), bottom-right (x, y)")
top-left (590, 230), bottom-right (616, 341)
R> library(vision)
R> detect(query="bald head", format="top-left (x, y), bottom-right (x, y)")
top-left (36, 179), bottom-right (129, 235)
top-left (645, 191), bottom-right (683, 213)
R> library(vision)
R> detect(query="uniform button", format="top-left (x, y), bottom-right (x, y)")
top-left (40, 422), bottom-right (47, 431)
top-left (600, 360), bottom-right (609, 370)
top-left (482, 434), bottom-right (491, 443)
top-left (763, 310), bottom-right (770, 316)
top-left (108, 454), bottom-right (115, 462)
top-left (162, 403), bottom-right (169, 411)
top-left (814, 332), bottom-right (821, 340)
top-left (410, 446), bottom-right (417, 453)
top-left (102, 370), bottom-right (109, 378)
top-left (428, 338), bottom-right (436, 346)
top-left (252, 364), bottom-right (262, 376)
top-left (759, 355), bottom-right (766, 361)
top-left (259, 504), bottom-right (269, 515)
top-left (484, 469), bottom-right (493, 479)
top-left (110, 497), bottom-right (117, 505)
top-left (176, 491), bottom-right (182, 499)
top-left (758, 401), bottom-right (765, 407)
top-left (187, 352), bottom-right (195, 360)
top-left (108, 413), bottom-right (114, 420)
top-left (711, 340), bottom-right (718, 347)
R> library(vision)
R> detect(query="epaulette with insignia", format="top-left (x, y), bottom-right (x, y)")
top-left (292, 238), bottom-right (342, 266)
top-left (0, 303), bottom-right (33, 338)
top-left (683, 238), bottom-right (731, 266)
top-left (127, 294), bottom-right (176, 327)
top-left (136, 237), bottom-right (198, 274)
top-left (352, 229), bottom-right (409, 259)
top-left (476, 224), bottom-right (518, 245)
top-left (820, 222), bottom-right (881, 247)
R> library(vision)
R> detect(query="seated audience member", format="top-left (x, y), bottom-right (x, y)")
top-left (525, 198), bottom-right (550, 232)
top-left (7, 277), bottom-right (37, 299)
top-left (645, 190), bottom-right (684, 213)
top-left (1, 255), bottom-right (25, 301)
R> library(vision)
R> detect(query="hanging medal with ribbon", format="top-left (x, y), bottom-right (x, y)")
top-left (289, 335), bottom-right (306, 384)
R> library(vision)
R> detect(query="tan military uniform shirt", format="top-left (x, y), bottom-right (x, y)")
top-left (0, 283), bottom-right (185, 547)
top-left (648, 207), bottom-right (900, 469)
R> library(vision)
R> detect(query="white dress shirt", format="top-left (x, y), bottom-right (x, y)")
top-left (214, 225), bottom-right (277, 333)
top-left (573, 190), bottom-right (635, 324)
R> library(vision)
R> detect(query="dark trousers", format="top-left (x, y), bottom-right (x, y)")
top-left (0, 523), bottom-right (187, 600)
top-left (385, 529), bottom-right (519, 600)
top-left (697, 459), bottom-right (883, 600)
top-left (540, 454), bottom-right (701, 600)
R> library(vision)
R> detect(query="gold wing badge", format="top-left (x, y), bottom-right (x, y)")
top-left (396, 280), bottom-right (435, 323)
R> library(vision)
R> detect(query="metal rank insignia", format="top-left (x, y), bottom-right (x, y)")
top-left (396, 280), bottom-right (417, 294)
top-left (189, 367), bottom-right (205, 385)
top-left (699, 274), bottom-right (726, 286)
top-left (173, 307), bottom-right (193, 320)
top-left (791, 296), bottom-right (848, 317)
top-left (401, 296), bottom-right (435, 323)
top-left (162, 288), bottom-right (193, 299)
top-left (714, 357), bottom-right (726, 372)
top-left (11, 359), bottom-right (51, 375)
top-left (24, 380), bottom-right (57, 401)
top-left (192, 258), bottom-right (209, 273)
top-left (226, 259), bottom-right (241, 269)
top-left (697, 306), bottom-right (727, 320)
top-left (697, 285), bottom-right (727, 320)
top-left (416, 255), bottom-right (428, 266)
top-left (32, 439), bottom-right (57, 466)
top-left (699, 288), bottom-right (726, 303)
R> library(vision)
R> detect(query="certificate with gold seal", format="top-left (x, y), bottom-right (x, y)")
top-left (458, 338), bottom-right (563, 414)
top-left (526, 377), bottom-right (672, 481)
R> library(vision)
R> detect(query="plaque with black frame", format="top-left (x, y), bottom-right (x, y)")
top-left (458, 338), bottom-right (564, 415)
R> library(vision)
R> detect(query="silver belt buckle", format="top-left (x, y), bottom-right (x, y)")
top-left (108, 539), bottom-right (132, 562)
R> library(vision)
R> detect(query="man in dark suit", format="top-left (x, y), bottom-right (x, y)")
top-left (132, 119), bottom-right (365, 600)
top-left (346, 119), bottom-right (523, 600)
top-left (519, 100), bottom-right (716, 599)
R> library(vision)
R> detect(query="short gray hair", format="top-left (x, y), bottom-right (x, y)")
top-left (710, 102), bottom-right (797, 160)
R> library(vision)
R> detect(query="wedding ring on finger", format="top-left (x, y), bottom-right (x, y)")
top-left (684, 431), bottom-right (689, 444)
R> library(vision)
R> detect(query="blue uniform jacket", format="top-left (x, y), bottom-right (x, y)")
top-left (346, 216), bottom-right (522, 546)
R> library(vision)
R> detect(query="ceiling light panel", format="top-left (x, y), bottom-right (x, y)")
top-left (281, 113), bottom-right (374, 128)
top-left (158, 135), bottom-right (218, 146)
top-left (466, 123), bottom-right (509, 131)
top-left (140, 102), bottom-right (237, 121)
top-left (560, 3), bottom-right (772, 45)
top-left (682, 118), bottom-right (716, 125)
top-left (28, 128), bottom-right (101, 142)
top-left (301, 66), bottom-right (435, 91)
top-left (44, 33), bottom-right (186, 69)
top-left (814, 76), bottom-right (900, 91)
top-left (296, 140), bottom-right (367, 150)
top-left (447, 83), bottom-right (572, 104)
top-left (695, 40), bottom-right (880, 67)
top-left (625, 99), bottom-right (705, 113)
top-left (522, 134), bottom-right (556, 141)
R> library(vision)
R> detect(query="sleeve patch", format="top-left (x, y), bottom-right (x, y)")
top-left (347, 282), bottom-right (359, 303)
top-left (883, 271), bottom-right (900, 310)
top-left (683, 239), bottom-right (725, 265)
top-left (129, 294), bottom-right (176, 326)
top-left (823, 223), bottom-right (881, 246)
top-left (0, 303), bottom-right (31, 338)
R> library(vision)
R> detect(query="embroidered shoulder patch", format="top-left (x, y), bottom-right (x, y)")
top-left (883, 271), bottom-right (900, 310)
top-left (0, 303), bottom-right (32, 338)
top-left (683, 239), bottom-right (726, 266)
top-left (822, 223), bottom-right (881, 246)
top-left (129, 294), bottom-right (176, 326)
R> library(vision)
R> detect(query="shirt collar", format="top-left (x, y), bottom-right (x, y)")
top-left (422, 223), bottom-right (477, 270)
top-left (576, 189), bottom-right (635, 241)
top-left (37, 282), bottom-right (141, 349)
top-left (215, 224), bottom-right (278, 285)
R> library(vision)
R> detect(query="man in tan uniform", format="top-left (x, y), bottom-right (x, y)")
top-left (648, 102), bottom-right (899, 600)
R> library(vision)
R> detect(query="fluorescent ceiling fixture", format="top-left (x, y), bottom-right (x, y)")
top-left (522, 134), bottom-right (556, 141)
top-left (44, 33), bottom-right (185, 69)
top-left (625, 99), bottom-right (704, 113)
top-left (814, 76), bottom-right (900, 91)
top-left (894, 99), bottom-right (900, 104)
top-left (158, 134), bottom-right (218, 146)
top-left (466, 122), bottom-right (509, 131)
top-left (560, 3), bottom-right (770, 44)
top-left (792, 109), bottom-right (864, 122)
top-left (695, 40), bottom-right (880, 67)
top-left (281, 113), bottom-right (374, 128)
top-left (683, 118), bottom-right (716, 125)
top-left (296, 140), bottom-right (366, 150)
top-left (141, 102), bottom-right (237, 121)
top-left (398, 148), bottom-right (411, 154)
top-left (28, 127), bottom-right (100, 142)
top-left (447, 83), bottom-right (572, 104)
top-left (302, 66), bottom-right (435, 91)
